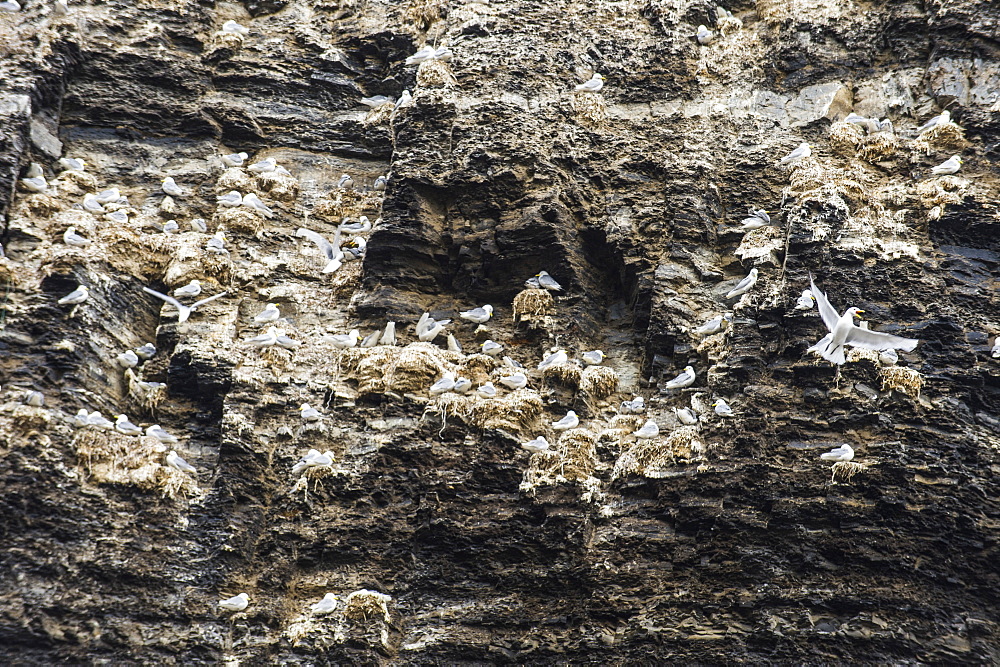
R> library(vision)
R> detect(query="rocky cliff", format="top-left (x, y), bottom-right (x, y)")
top-left (1, 0), bottom-right (999, 663)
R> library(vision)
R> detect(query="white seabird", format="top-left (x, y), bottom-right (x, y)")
top-left (222, 20), bottom-right (249, 35)
top-left (664, 365), bottom-right (696, 390)
top-left (166, 450), bottom-right (197, 473)
top-left (453, 377), bottom-right (472, 394)
top-left (694, 313), bottom-right (731, 336)
top-left (327, 329), bottom-right (360, 349)
top-left (296, 227), bottom-right (343, 274)
top-left (536, 271), bottom-right (563, 291)
top-left (311, 593), bottom-right (338, 615)
top-left (795, 289), bottom-right (815, 310)
top-left (575, 73), bottom-right (605, 93)
top-left (161, 177), bottom-right (185, 197)
top-left (429, 372), bottom-right (457, 396)
top-left (242, 193), bottom-right (274, 218)
top-left (174, 280), bottom-right (202, 298)
top-left (806, 273), bottom-right (918, 366)
top-left (58, 285), bottom-right (89, 305)
top-left (405, 45), bottom-right (437, 65)
top-left (619, 396), bottom-right (645, 414)
top-left (248, 157), bottom-right (276, 173)
top-left (254, 303), bottom-right (281, 324)
top-left (218, 593), bottom-right (249, 612)
top-left (581, 350), bottom-right (605, 365)
top-left (726, 268), bottom-right (758, 298)
top-left (146, 424), bottom-right (178, 443)
top-left (780, 142), bottom-right (811, 164)
top-left (63, 227), bottom-right (91, 247)
top-left (634, 420), bottom-right (659, 439)
top-left (537, 349), bottom-right (568, 370)
top-left (58, 157), bottom-right (86, 172)
top-left (221, 152), bottom-right (248, 167)
top-left (820, 444), bottom-right (854, 462)
top-left (380, 321), bottom-right (397, 346)
top-left (674, 407), bottom-right (698, 425)
top-left (930, 155), bottom-right (962, 175)
top-left (142, 287), bottom-right (228, 324)
top-left (696, 24), bottom-right (715, 45)
top-left (499, 372), bottom-right (528, 390)
top-left (481, 340), bottom-right (503, 357)
top-left (216, 190), bottom-right (243, 207)
top-left (713, 399), bottom-right (734, 417)
top-left (299, 403), bottom-right (322, 421)
top-left (551, 410), bottom-right (579, 431)
top-left (460, 305), bottom-right (493, 324)
top-left (521, 436), bottom-right (549, 453)
top-left (117, 350), bottom-right (140, 368)
top-left (476, 382), bottom-right (497, 398)
top-left (917, 110), bottom-right (950, 135)
top-left (114, 414), bottom-right (143, 436)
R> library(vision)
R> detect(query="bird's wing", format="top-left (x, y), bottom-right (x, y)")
top-left (143, 286), bottom-right (184, 311)
top-left (808, 273), bottom-right (840, 332)
top-left (191, 291), bottom-right (229, 311)
top-left (844, 326), bottom-right (919, 352)
top-left (296, 228), bottom-right (334, 260)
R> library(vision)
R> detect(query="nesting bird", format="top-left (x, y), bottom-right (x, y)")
top-left (696, 24), bottom-right (715, 45)
top-left (116, 350), bottom-right (140, 368)
top-left (795, 289), bottom-right (816, 311)
top-left (311, 593), bottom-right (338, 615)
top-left (161, 177), bottom-right (185, 197)
top-left (551, 410), bottom-right (579, 431)
top-left (58, 285), bottom-right (89, 305)
top-left (254, 303), bottom-right (281, 324)
top-left (521, 436), bottom-right (550, 453)
top-left (221, 151), bottom-right (248, 167)
top-left (575, 73), bottom-right (605, 93)
top-left (218, 593), bottom-right (250, 612)
top-left (633, 420), bottom-right (659, 439)
top-left (166, 450), bottom-right (197, 473)
top-left (429, 372), bottom-right (457, 396)
top-left (499, 372), bottom-right (528, 390)
top-left (581, 350), bottom-right (605, 365)
top-left (537, 349), bottom-right (568, 371)
top-left (820, 444), bottom-right (854, 462)
top-left (726, 268), bottom-right (758, 298)
top-left (694, 313), bottom-right (731, 336)
top-left (481, 340), bottom-right (503, 357)
top-left (460, 304), bottom-right (493, 324)
top-left (146, 424), bottom-right (179, 444)
top-left (299, 403), bottom-right (322, 421)
top-left (114, 414), bottom-right (143, 436)
top-left (780, 142), bottom-right (811, 164)
top-left (713, 399), bottom-right (734, 417)
top-left (63, 227), bottom-right (91, 247)
top-left (930, 155), bottom-right (962, 175)
top-left (664, 366), bottom-right (696, 390)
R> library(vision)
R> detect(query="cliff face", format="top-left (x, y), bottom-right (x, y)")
top-left (2, 0), bottom-right (1000, 663)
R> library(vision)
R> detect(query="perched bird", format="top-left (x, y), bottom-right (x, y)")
top-left (360, 330), bottom-right (380, 348)
top-left (222, 20), bottom-right (249, 35)
top-left (117, 350), bottom-right (140, 368)
top-left (87, 411), bottom-right (115, 430)
top-left (930, 155), bottom-right (962, 175)
top-left (696, 24), bottom-right (715, 45)
top-left (521, 436), bottom-right (550, 453)
top-left (328, 329), bottom-right (360, 350)
top-left (373, 175), bottom-right (387, 191)
top-left (536, 271), bottom-right (563, 291)
top-left (476, 382), bottom-right (497, 399)
top-left (360, 95), bottom-right (394, 108)
top-left (879, 348), bottom-right (898, 365)
top-left (694, 313), bottom-right (731, 336)
top-left (481, 340), bottom-right (503, 357)
top-left (74, 408), bottom-right (91, 428)
top-left (337, 173), bottom-right (354, 189)
top-left (453, 377), bottom-right (473, 394)
top-left (740, 209), bottom-right (771, 230)
top-left (166, 450), bottom-right (197, 473)
top-left (115, 414), bottom-right (143, 436)
top-left (393, 90), bottom-right (413, 111)
top-left (503, 356), bottom-right (524, 369)
top-left (82, 194), bottom-right (105, 212)
top-left (537, 349), bottom-right (568, 370)
top-left (63, 226), bottom-right (91, 247)
top-left (429, 372), bottom-right (457, 396)
top-left (162, 220), bottom-right (180, 234)
top-left (296, 227), bottom-right (343, 274)
top-left (380, 321), bottom-right (397, 346)
top-left (221, 152), bottom-right (249, 167)
top-left (876, 118), bottom-right (894, 133)
top-left (795, 289), bottom-right (816, 311)
top-left (20, 176), bottom-right (47, 193)
top-left (146, 424), bottom-right (178, 444)
top-left (292, 448), bottom-right (333, 475)
top-left (581, 350), bottom-right (605, 365)
top-left (460, 304), bottom-right (493, 324)
top-left (992, 336), bottom-right (1000, 359)
top-left (416, 312), bottom-right (449, 342)
top-left (206, 232), bottom-right (228, 254)
top-left (173, 280), bottom-right (203, 298)
top-left (820, 444), bottom-right (854, 462)
top-left (161, 177), bottom-right (185, 197)
top-left (433, 45), bottom-right (453, 61)
top-left (674, 407), bottom-right (698, 425)
top-left (276, 332), bottom-right (300, 349)
top-left (104, 211), bottom-right (129, 225)
top-left (551, 410), bottom-right (579, 431)
top-left (406, 45), bottom-right (437, 65)
top-left (254, 303), bottom-right (281, 324)
top-left (446, 333), bottom-right (462, 353)
top-left (135, 343), bottom-right (157, 359)
top-left (25, 163), bottom-right (43, 179)
top-left (806, 273), bottom-right (918, 365)
top-left (634, 420), bottom-right (659, 439)
top-left (248, 157), bottom-right (276, 173)
top-left (241, 193), bottom-right (274, 217)
top-left (299, 403), bottom-right (322, 421)
top-left (619, 396), bottom-right (646, 414)
top-left (664, 366), bottom-right (696, 390)
top-left (575, 73), bottom-right (606, 93)
top-left (340, 216), bottom-right (371, 233)
top-left (311, 593), bottom-right (338, 615)
top-left (344, 236), bottom-right (366, 260)
top-left (58, 157), bottom-right (86, 172)
top-left (726, 268), bottom-right (758, 298)
top-left (844, 112), bottom-right (879, 134)
top-left (24, 391), bottom-right (44, 407)
top-left (218, 593), bottom-right (250, 612)
top-left (58, 285), bottom-right (89, 305)
top-left (248, 327), bottom-right (278, 348)
top-left (499, 372), bottom-right (528, 390)
top-left (917, 110), bottom-right (950, 135)
top-left (142, 287), bottom-right (229, 324)
top-left (216, 190), bottom-right (243, 207)
top-left (780, 142), bottom-right (811, 164)
top-left (713, 399), bottom-right (734, 417)
top-left (0, 1), bottom-right (21, 11)
top-left (95, 188), bottom-right (121, 204)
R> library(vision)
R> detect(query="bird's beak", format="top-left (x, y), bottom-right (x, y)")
top-left (854, 310), bottom-right (864, 317)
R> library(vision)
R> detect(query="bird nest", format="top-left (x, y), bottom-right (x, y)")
top-left (880, 366), bottom-right (924, 398)
top-left (571, 92), bottom-right (607, 126)
top-left (519, 430), bottom-right (600, 494)
top-left (696, 332), bottom-right (728, 362)
top-left (343, 589), bottom-right (392, 623)
top-left (215, 168), bottom-right (256, 194)
top-left (512, 288), bottom-right (555, 323)
top-left (404, 0), bottom-right (445, 29)
top-left (56, 170), bottom-right (98, 192)
top-left (611, 425), bottom-right (701, 479)
top-left (458, 353), bottom-right (500, 384)
top-left (23, 194), bottom-right (63, 218)
top-left (255, 172), bottom-right (300, 203)
top-left (363, 103), bottom-right (395, 127)
top-left (608, 414), bottom-right (645, 432)
top-left (915, 176), bottom-right (965, 209)
top-left (827, 121), bottom-right (864, 156)
top-left (10, 405), bottom-right (51, 433)
top-left (917, 122), bottom-right (967, 152)
top-left (417, 59), bottom-right (457, 88)
top-left (558, 429), bottom-right (598, 481)
top-left (73, 430), bottom-right (198, 499)
top-left (125, 369), bottom-right (166, 415)
top-left (467, 388), bottom-right (543, 433)
top-left (543, 362), bottom-right (582, 389)
top-left (857, 132), bottom-right (902, 162)
top-left (213, 206), bottom-right (263, 234)
top-left (340, 342), bottom-right (457, 395)
top-left (735, 225), bottom-right (783, 265)
top-left (580, 366), bottom-right (619, 399)
top-left (210, 30), bottom-right (244, 51)
top-left (831, 460), bottom-right (868, 483)
top-left (312, 190), bottom-right (380, 222)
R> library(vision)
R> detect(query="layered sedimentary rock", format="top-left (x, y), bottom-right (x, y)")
top-left (1, 0), bottom-right (999, 663)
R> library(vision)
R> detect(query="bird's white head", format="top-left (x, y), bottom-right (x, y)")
top-left (484, 305), bottom-right (494, 314)
top-left (300, 403), bottom-right (311, 411)
top-left (848, 307), bottom-right (865, 318)
top-left (684, 365), bottom-right (695, 373)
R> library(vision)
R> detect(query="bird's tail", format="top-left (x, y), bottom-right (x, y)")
top-left (807, 333), bottom-right (846, 365)
top-left (176, 305), bottom-right (192, 323)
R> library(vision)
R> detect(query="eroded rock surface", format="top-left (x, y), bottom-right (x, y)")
top-left (1, 0), bottom-right (999, 663)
